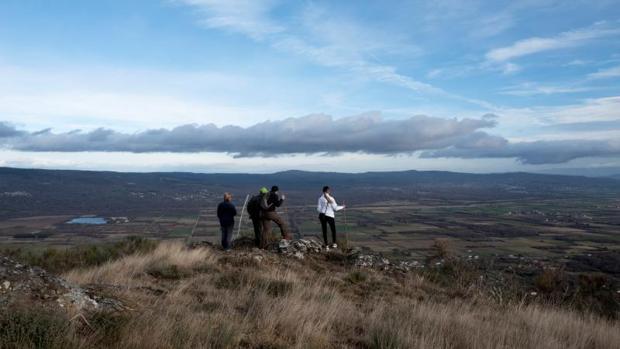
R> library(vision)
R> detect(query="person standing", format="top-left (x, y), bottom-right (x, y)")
top-left (247, 188), bottom-right (267, 248)
top-left (217, 192), bottom-right (237, 251)
top-left (261, 185), bottom-right (291, 245)
top-left (317, 186), bottom-right (345, 250)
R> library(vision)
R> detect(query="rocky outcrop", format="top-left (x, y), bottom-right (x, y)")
top-left (0, 255), bottom-right (121, 313)
top-left (278, 238), bottom-right (323, 258)
top-left (197, 236), bottom-right (428, 272)
top-left (277, 238), bottom-right (425, 271)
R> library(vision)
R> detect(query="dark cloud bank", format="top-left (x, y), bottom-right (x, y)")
top-left (1, 114), bottom-right (618, 164)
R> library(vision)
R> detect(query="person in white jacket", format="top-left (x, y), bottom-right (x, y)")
top-left (317, 186), bottom-right (345, 250)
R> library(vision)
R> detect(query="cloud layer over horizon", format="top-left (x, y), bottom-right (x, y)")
top-left (0, 114), bottom-right (498, 156)
top-left (2, 114), bottom-right (619, 165)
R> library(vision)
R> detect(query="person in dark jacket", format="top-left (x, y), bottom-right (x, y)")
top-left (247, 187), bottom-right (267, 247)
top-left (217, 192), bottom-right (237, 250)
top-left (261, 185), bottom-right (290, 244)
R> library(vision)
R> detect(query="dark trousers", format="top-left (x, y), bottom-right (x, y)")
top-left (220, 225), bottom-right (234, 250)
top-left (251, 217), bottom-right (262, 247)
top-left (262, 211), bottom-right (290, 242)
top-left (319, 213), bottom-right (336, 245)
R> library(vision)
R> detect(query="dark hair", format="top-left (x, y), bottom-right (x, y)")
top-left (322, 186), bottom-right (330, 193)
top-left (271, 185), bottom-right (279, 192)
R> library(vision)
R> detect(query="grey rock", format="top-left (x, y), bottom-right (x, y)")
top-left (0, 254), bottom-right (122, 313)
top-left (278, 238), bottom-right (324, 256)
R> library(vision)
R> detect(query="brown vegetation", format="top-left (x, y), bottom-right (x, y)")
top-left (2, 241), bottom-right (620, 348)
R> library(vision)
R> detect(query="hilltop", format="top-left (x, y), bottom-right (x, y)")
top-left (1, 238), bottom-right (619, 348)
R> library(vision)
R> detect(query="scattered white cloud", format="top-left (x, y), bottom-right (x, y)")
top-left (486, 21), bottom-right (620, 62)
top-left (495, 96), bottom-right (620, 133)
top-left (176, 0), bottom-right (496, 109)
top-left (426, 69), bottom-right (443, 79)
top-left (588, 65), bottom-right (620, 80)
top-left (469, 11), bottom-right (515, 38)
top-left (501, 63), bottom-right (521, 75)
top-left (174, 0), bottom-right (283, 40)
top-left (564, 59), bottom-right (589, 66)
top-left (499, 82), bottom-right (591, 96)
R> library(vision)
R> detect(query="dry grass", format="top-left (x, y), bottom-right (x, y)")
top-left (50, 242), bottom-right (620, 348)
top-left (64, 242), bottom-right (214, 287)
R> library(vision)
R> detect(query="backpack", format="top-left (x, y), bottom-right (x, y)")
top-left (267, 191), bottom-right (283, 210)
top-left (247, 195), bottom-right (262, 218)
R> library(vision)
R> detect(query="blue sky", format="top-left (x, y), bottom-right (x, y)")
top-left (0, 0), bottom-right (619, 173)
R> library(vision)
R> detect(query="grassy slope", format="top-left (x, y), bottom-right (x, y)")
top-left (51, 242), bottom-right (620, 349)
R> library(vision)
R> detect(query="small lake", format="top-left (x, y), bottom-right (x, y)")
top-left (66, 217), bottom-right (107, 225)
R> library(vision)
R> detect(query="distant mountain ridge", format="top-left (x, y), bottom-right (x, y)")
top-left (2, 167), bottom-right (620, 219)
top-left (536, 166), bottom-right (620, 178)
top-left (3, 166), bottom-right (620, 191)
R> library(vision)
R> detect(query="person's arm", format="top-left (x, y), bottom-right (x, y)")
top-left (231, 203), bottom-right (237, 216)
top-left (317, 197), bottom-right (324, 213)
top-left (275, 193), bottom-right (284, 207)
top-left (217, 203), bottom-right (223, 219)
top-left (329, 196), bottom-right (345, 211)
top-left (324, 193), bottom-right (334, 203)
top-left (260, 196), bottom-right (272, 210)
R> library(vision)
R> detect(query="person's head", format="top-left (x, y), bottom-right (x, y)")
top-left (271, 185), bottom-right (279, 192)
top-left (259, 187), bottom-right (269, 195)
top-left (223, 192), bottom-right (232, 202)
top-left (322, 186), bottom-right (330, 194)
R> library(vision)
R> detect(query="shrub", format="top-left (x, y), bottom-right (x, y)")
top-left (325, 250), bottom-right (350, 265)
top-left (0, 307), bottom-right (75, 349)
top-left (345, 270), bottom-right (369, 284)
top-left (424, 258), bottom-right (480, 296)
top-left (147, 263), bottom-right (191, 280)
top-left (534, 268), bottom-right (566, 294)
top-left (87, 311), bottom-right (130, 346)
top-left (2, 236), bottom-right (158, 273)
top-left (431, 238), bottom-right (451, 259)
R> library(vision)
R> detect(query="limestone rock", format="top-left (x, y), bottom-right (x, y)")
top-left (0, 255), bottom-right (121, 313)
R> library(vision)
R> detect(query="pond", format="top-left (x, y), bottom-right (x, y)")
top-left (66, 217), bottom-right (107, 225)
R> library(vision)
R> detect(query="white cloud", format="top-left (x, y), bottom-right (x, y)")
top-left (499, 82), bottom-right (591, 96)
top-left (467, 11), bottom-right (515, 38)
top-left (175, 0), bottom-right (283, 40)
top-left (501, 63), bottom-right (521, 75)
top-left (588, 65), bottom-right (620, 80)
top-left (486, 21), bottom-right (620, 62)
top-left (494, 96), bottom-right (620, 135)
top-left (545, 96), bottom-right (620, 123)
top-left (564, 59), bottom-right (589, 66)
top-left (176, 0), bottom-right (496, 110)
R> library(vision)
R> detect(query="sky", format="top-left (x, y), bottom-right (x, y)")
top-left (0, 0), bottom-right (619, 174)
